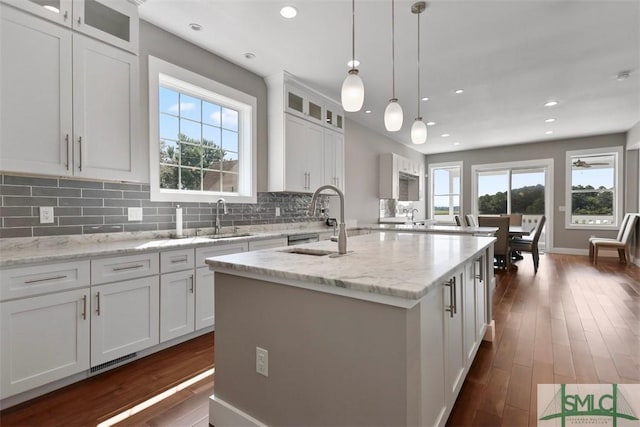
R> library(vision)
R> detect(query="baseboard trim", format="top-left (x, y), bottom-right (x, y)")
top-left (209, 395), bottom-right (267, 427)
top-left (547, 247), bottom-right (589, 255)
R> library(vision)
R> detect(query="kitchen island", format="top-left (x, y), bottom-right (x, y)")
top-left (205, 232), bottom-right (495, 427)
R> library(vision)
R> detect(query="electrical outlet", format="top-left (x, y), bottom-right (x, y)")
top-left (128, 207), bottom-right (143, 221)
top-left (275, 207), bottom-right (281, 217)
top-left (256, 347), bottom-right (269, 377)
top-left (39, 207), bottom-right (54, 224)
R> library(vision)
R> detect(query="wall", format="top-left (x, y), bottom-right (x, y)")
top-left (342, 120), bottom-right (426, 225)
top-left (425, 133), bottom-right (636, 252)
top-left (139, 20), bottom-right (269, 191)
top-left (627, 121), bottom-right (640, 149)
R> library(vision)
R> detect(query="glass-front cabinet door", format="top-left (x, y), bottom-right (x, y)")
top-left (325, 105), bottom-right (344, 131)
top-left (1, 0), bottom-right (73, 26)
top-left (73, 0), bottom-right (138, 53)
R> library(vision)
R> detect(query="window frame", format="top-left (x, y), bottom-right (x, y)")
top-left (148, 56), bottom-right (257, 203)
top-left (565, 146), bottom-right (623, 230)
top-left (428, 161), bottom-right (463, 223)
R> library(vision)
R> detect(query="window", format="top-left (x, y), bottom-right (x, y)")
top-left (429, 162), bottom-right (462, 223)
top-left (148, 56), bottom-right (257, 203)
top-left (566, 147), bottom-right (623, 229)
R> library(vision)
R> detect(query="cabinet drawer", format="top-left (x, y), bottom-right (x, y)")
top-left (1, 260), bottom-right (90, 301)
top-left (91, 252), bottom-right (159, 285)
top-left (196, 242), bottom-right (248, 268)
top-left (161, 249), bottom-right (195, 273)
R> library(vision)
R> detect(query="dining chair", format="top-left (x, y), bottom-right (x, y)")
top-left (501, 213), bottom-right (523, 226)
top-left (588, 213), bottom-right (632, 261)
top-left (454, 215), bottom-right (462, 226)
top-left (465, 214), bottom-right (478, 227)
top-left (591, 214), bottom-right (638, 265)
top-left (510, 215), bottom-right (546, 274)
top-left (478, 216), bottom-right (511, 269)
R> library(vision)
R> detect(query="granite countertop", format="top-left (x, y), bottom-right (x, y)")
top-left (361, 223), bottom-right (498, 235)
top-left (205, 232), bottom-right (495, 301)
top-left (0, 225), bottom-right (335, 268)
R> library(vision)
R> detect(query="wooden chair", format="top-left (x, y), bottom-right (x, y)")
top-left (510, 215), bottom-right (546, 274)
top-left (501, 213), bottom-right (523, 226)
top-left (465, 214), bottom-right (478, 226)
top-left (588, 213), bottom-right (632, 260)
top-left (591, 214), bottom-right (638, 265)
top-left (478, 216), bottom-right (511, 269)
top-left (454, 215), bottom-right (462, 226)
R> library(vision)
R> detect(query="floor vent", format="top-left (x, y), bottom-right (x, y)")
top-left (91, 352), bottom-right (137, 373)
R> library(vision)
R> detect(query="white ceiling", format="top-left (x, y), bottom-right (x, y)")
top-left (139, 0), bottom-right (640, 155)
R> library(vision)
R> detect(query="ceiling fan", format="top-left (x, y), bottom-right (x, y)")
top-left (572, 158), bottom-right (610, 168)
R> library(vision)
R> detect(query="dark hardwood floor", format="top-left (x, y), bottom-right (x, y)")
top-left (1, 253), bottom-right (638, 427)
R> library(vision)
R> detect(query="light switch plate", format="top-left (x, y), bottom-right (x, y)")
top-left (275, 207), bottom-right (281, 217)
top-left (128, 207), bottom-right (143, 221)
top-left (39, 207), bottom-right (54, 224)
top-left (256, 347), bottom-right (269, 377)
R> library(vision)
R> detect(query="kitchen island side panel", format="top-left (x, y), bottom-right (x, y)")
top-left (214, 272), bottom-right (417, 426)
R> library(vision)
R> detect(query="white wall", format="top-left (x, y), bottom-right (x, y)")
top-left (342, 120), bottom-right (426, 225)
top-left (627, 121), bottom-right (640, 149)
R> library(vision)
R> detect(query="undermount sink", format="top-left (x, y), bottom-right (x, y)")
top-left (204, 232), bottom-right (253, 240)
top-left (281, 248), bottom-right (337, 256)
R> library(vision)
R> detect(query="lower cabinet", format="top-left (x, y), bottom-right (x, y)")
top-left (444, 269), bottom-right (465, 404)
top-left (91, 276), bottom-right (159, 367)
top-left (195, 267), bottom-right (215, 330)
top-left (160, 270), bottom-right (195, 342)
top-left (0, 288), bottom-right (90, 398)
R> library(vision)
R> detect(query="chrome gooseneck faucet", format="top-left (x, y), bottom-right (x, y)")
top-left (308, 185), bottom-right (347, 255)
top-left (214, 198), bottom-right (227, 235)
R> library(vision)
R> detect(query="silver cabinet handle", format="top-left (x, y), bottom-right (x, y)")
top-left (444, 278), bottom-right (454, 318)
top-left (78, 136), bottom-right (83, 171)
top-left (452, 276), bottom-right (457, 314)
top-left (189, 275), bottom-right (194, 293)
top-left (81, 295), bottom-right (87, 320)
top-left (77, 16), bottom-right (81, 25)
top-left (171, 257), bottom-right (188, 264)
top-left (96, 291), bottom-right (101, 316)
top-left (65, 134), bottom-right (70, 170)
top-left (63, 10), bottom-right (68, 20)
top-left (24, 275), bottom-right (67, 284)
top-left (112, 264), bottom-right (144, 272)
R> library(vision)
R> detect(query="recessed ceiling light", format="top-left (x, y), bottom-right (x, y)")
top-left (347, 59), bottom-right (360, 68)
top-left (545, 130), bottom-right (553, 135)
top-left (421, 97), bottom-right (429, 101)
top-left (454, 89), bottom-right (464, 94)
top-left (43, 5), bottom-right (60, 13)
top-left (545, 118), bottom-right (556, 123)
top-left (244, 52), bottom-right (256, 60)
top-left (544, 100), bottom-right (558, 107)
top-left (453, 142), bottom-right (461, 146)
top-left (280, 6), bottom-right (297, 19)
top-left (441, 133), bottom-right (450, 138)
top-left (189, 23), bottom-right (202, 31)
top-left (426, 121), bottom-right (436, 126)
top-left (365, 109), bottom-right (372, 114)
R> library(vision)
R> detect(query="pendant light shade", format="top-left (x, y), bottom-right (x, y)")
top-left (384, 0), bottom-right (403, 132)
top-left (342, 0), bottom-right (364, 112)
top-left (411, 1), bottom-right (427, 144)
top-left (411, 118), bottom-right (427, 144)
top-left (342, 69), bottom-right (365, 112)
top-left (384, 99), bottom-right (403, 131)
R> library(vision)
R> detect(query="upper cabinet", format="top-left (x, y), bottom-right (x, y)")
top-left (0, 3), bottom-right (142, 182)
top-left (1, 0), bottom-right (138, 53)
top-left (266, 71), bottom-right (345, 193)
top-left (379, 153), bottom-right (424, 201)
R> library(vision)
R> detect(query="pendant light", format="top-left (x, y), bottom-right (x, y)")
top-left (411, 1), bottom-right (427, 144)
top-left (384, 0), bottom-right (403, 132)
top-left (341, 0), bottom-right (364, 112)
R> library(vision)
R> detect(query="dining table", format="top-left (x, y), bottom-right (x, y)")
top-left (508, 224), bottom-right (535, 238)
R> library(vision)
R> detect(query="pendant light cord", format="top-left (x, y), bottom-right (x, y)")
top-left (416, 8), bottom-right (421, 117)
top-left (391, 0), bottom-right (396, 98)
top-left (351, 0), bottom-right (356, 70)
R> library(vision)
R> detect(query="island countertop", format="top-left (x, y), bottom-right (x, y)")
top-left (205, 232), bottom-right (495, 301)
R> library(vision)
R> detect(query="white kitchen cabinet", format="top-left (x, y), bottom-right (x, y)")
top-left (379, 153), bottom-right (422, 201)
top-left (1, 0), bottom-right (138, 53)
top-left (0, 288), bottom-right (90, 399)
top-left (266, 71), bottom-right (345, 193)
top-left (0, 5), bottom-right (141, 182)
top-left (91, 276), bottom-right (159, 366)
top-left (160, 270), bottom-right (195, 342)
top-left (284, 114), bottom-right (324, 192)
top-left (444, 269), bottom-right (465, 405)
top-left (323, 128), bottom-right (345, 192)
